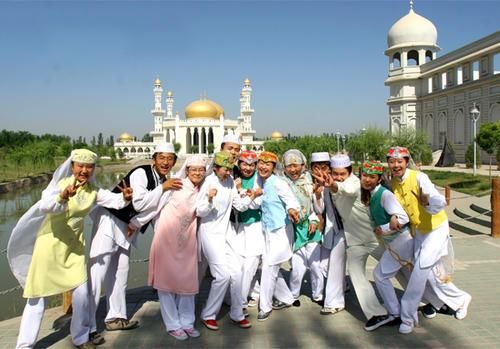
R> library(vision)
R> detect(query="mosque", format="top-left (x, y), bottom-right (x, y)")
top-left (115, 78), bottom-right (263, 158)
top-left (385, 2), bottom-right (500, 162)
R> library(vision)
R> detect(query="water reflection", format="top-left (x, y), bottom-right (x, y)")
top-left (0, 171), bottom-right (153, 321)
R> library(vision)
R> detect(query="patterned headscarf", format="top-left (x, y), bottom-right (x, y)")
top-left (258, 151), bottom-right (278, 164)
top-left (238, 150), bottom-right (258, 164)
top-left (386, 146), bottom-right (410, 159)
top-left (71, 149), bottom-right (98, 164)
top-left (362, 160), bottom-right (384, 175)
top-left (283, 149), bottom-right (307, 166)
top-left (214, 151), bottom-right (234, 169)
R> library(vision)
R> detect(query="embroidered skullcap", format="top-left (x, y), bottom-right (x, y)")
top-left (154, 142), bottom-right (175, 154)
top-left (283, 149), bottom-right (306, 166)
top-left (386, 146), bottom-right (410, 159)
top-left (258, 151), bottom-right (278, 164)
top-left (71, 149), bottom-right (98, 164)
top-left (330, 153), bottom-right (351, 168)
top-left (311, 152), bottom-right (330, 163)
top-left (362, 160), bottom-right (385, 175)
top-left (222, 134), bottom-right (241, 145)
top-left (238, 150), bottom-right (258, 164)
top-left (185, 154), bottom-right (208, 168)
top-left (214, 151), bottom-right (235, 169)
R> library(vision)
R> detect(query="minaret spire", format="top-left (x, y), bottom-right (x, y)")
top-left (410, 0), bottom-right (414, 11)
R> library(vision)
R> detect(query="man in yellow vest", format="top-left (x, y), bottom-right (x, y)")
top-left (387, 146), bottom-right (471, 335)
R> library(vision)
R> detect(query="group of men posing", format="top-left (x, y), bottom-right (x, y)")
top-left (9, 134), bottom-right (472, 348)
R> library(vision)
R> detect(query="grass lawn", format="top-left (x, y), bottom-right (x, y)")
top-left (423, 169), bottom-right (493, 196)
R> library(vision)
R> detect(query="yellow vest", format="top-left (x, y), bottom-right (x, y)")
top-left (391, 169), bottom-right (447, 234)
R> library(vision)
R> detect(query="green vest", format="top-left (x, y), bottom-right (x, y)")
top-left (369, 186), bottom-right (392, 227)
top-left (237, 172), bottom-right (262, 224)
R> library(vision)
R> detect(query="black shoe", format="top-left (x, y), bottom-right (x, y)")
top-left (293, 299), bottom-right (301, 307)
top-left (437, 304), bottom-right (456, 316)
top-left (89, 332), bottom-right (105, 346)
top-left (257, 310), bottom-right (272, 321)
top-left (364, 315), bottom-right (395, 331)
top-left (312, 299), bottom-right (324, 307)
top-left (387, 316), bottom-right (402, 326)
top-left (420, 303), bottom-right (437, 319)
top-left (272, 300), bottom-right (291, 310)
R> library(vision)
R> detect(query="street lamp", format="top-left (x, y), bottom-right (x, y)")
top-left (336, 132), bottom-right (341, 152)
top-left (343, 134), bottom-right (347, 152)
top-left (470, 102), bottom-right (480, 176)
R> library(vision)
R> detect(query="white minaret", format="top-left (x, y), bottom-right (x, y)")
top-left (385, 1), bottom-right (439, 135)
top-left (166, 90), bottom-right (174, 119)
top-left (151, 77), bottom-right (166, 143)
top-left (238, 78), bottom-right (256, 143)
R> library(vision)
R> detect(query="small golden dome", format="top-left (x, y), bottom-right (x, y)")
top-left (154, 78), bottom-right (161, 85)
top-left (185, 99), bottom-right (224, 120)
top-left (271, 131), bottom-right (283, 140)
top-left (244, 78), bottom-right (251, 86)
top-left (167, 90), bottom-right (173, 97)
top-left (119, 132), bottom-right (134, 142)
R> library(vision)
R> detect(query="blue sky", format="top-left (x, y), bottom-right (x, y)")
top-left (0, 0), bottom-right (499, 141)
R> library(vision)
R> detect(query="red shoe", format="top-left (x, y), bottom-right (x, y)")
top-left (202, 319), bottom-right (219, 331)
top-left (231, 318), bottom-right (252, 329)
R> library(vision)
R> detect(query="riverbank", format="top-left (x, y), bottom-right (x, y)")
top-left (0, 160), bottom-right (138, 194)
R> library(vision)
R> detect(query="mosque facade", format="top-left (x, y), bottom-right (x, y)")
top-left (115, 78), bottom-right (263, 159)
top-left (386, 3), bottom-right (500, 162)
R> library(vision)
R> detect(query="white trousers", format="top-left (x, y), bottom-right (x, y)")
top-left (158, 291), bottom-right (195, 331)
top-left (377, 225), bottom-right (470, 325)
top-left (259, 260), bottom-right (295, 313)
top-left (89, 233), bottom-right (131, 332)
top-left (322, 232), bottom-right (346, 308)
top-left (16, 282), bottom-right (90, 348)
top-left (289, 242), bottom-right (324, 301)
top-left (240, 255), bottom-right (261, 307)
top-left (346, 241), bottom-right (388, 319)
top-left (201, 246), bottom-right (245, 321)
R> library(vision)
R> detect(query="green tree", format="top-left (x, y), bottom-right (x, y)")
top-left (391, 129), bottom-right (433, 165)
top-left (207, 143), bottom-right (215, 155)
top-left (142, 133), bottom-right (153, 142)
top-left (174, 143), bottom-right (181, 153)
top-left (476, 121), bottom-right (500, 173)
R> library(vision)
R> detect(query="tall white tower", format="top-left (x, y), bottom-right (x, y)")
top-left (151, 77), bottom-right (166, 142)
top-left (238, 78), bottom-right (256, 144)
top-left (166, 90), bottom-right (174, 119)
top-left (385, 1), bottom-right (439, 135)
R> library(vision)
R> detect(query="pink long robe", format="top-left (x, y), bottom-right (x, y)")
top-left (148, 178), bottom-right (200, 295)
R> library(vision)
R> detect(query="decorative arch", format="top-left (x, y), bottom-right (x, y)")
top-left (490, 102), bottom-right (500, 122)
top-left (424, 114), bottom-right (434, 146)
top-left (407, 50), bottom-right (419, 66)
top-left (392, 52), bottom-right (401, 68)
top-left (454, 109), bottom-right (465, 144)
top-left (425, 50), bottom-right (433, 63)
top-left (438, 112), bottom-right (447, 148)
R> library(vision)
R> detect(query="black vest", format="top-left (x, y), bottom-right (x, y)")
top-left (107, 165), bottom-right (158, 233)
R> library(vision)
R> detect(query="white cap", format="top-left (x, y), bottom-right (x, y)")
top-left (222, 134), bottom-right (241, 145)
top-left (311, 152), bottom-right (330, 163)
top-left (154, 142), bottom-right (175, 154)
top-left (330, 153), bottom-right (351, 168)
top-left (185, 154), bottom-right (208, 167)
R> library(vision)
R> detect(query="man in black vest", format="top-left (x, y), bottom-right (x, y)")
top-left (87, 142), bottom-right (182, 343)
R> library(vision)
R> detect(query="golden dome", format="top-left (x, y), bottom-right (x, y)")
top-left (185, 99), bottom-right (224, 120)
top-left (167, 90), bottom-right (173, 97)
top-left (244, 78), bottom-right (251, 86)
top-left (271, 131), bottom-right (283, 140)
top-left (119, 132), bottom-right (134, 142)
top-left (154, 78), bottom-right (161, 85)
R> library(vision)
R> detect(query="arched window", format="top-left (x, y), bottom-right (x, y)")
top-left (425, 50), bottom-right (433, 63)
top-left (407, 50), bottom-right (419, 66)
top-left (392, 52), bottom-right (401, 68)
top-left (454, 109), bottom-right (465, 144)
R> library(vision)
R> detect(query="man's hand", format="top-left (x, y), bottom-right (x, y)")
top-left (412, 187), bottom-right (430, 206)
top-left (288, 208), bottom-right (300, 224)
top-left (389, 215), bottom-right (401, 231)
top-left (163, 178), bottom-right (183, 192)
top-left (127, 223), bottom-right (138, 238)
top-left (308, 222), bottom-right (317, 235)
top-left (117, 180), bottom-right (133, 201)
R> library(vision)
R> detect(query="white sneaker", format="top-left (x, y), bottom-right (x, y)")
top-left (184, 327), bottom-right (201, 338)
top-left (398, 322), bottom-right (414, 335)
top-left (168, 329), bottom-right (188, 340)
top-left (455, 294), bottom-right (472, 320)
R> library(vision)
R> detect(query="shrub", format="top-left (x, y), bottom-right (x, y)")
top-left (465, 144), bottom-right (481, 168)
